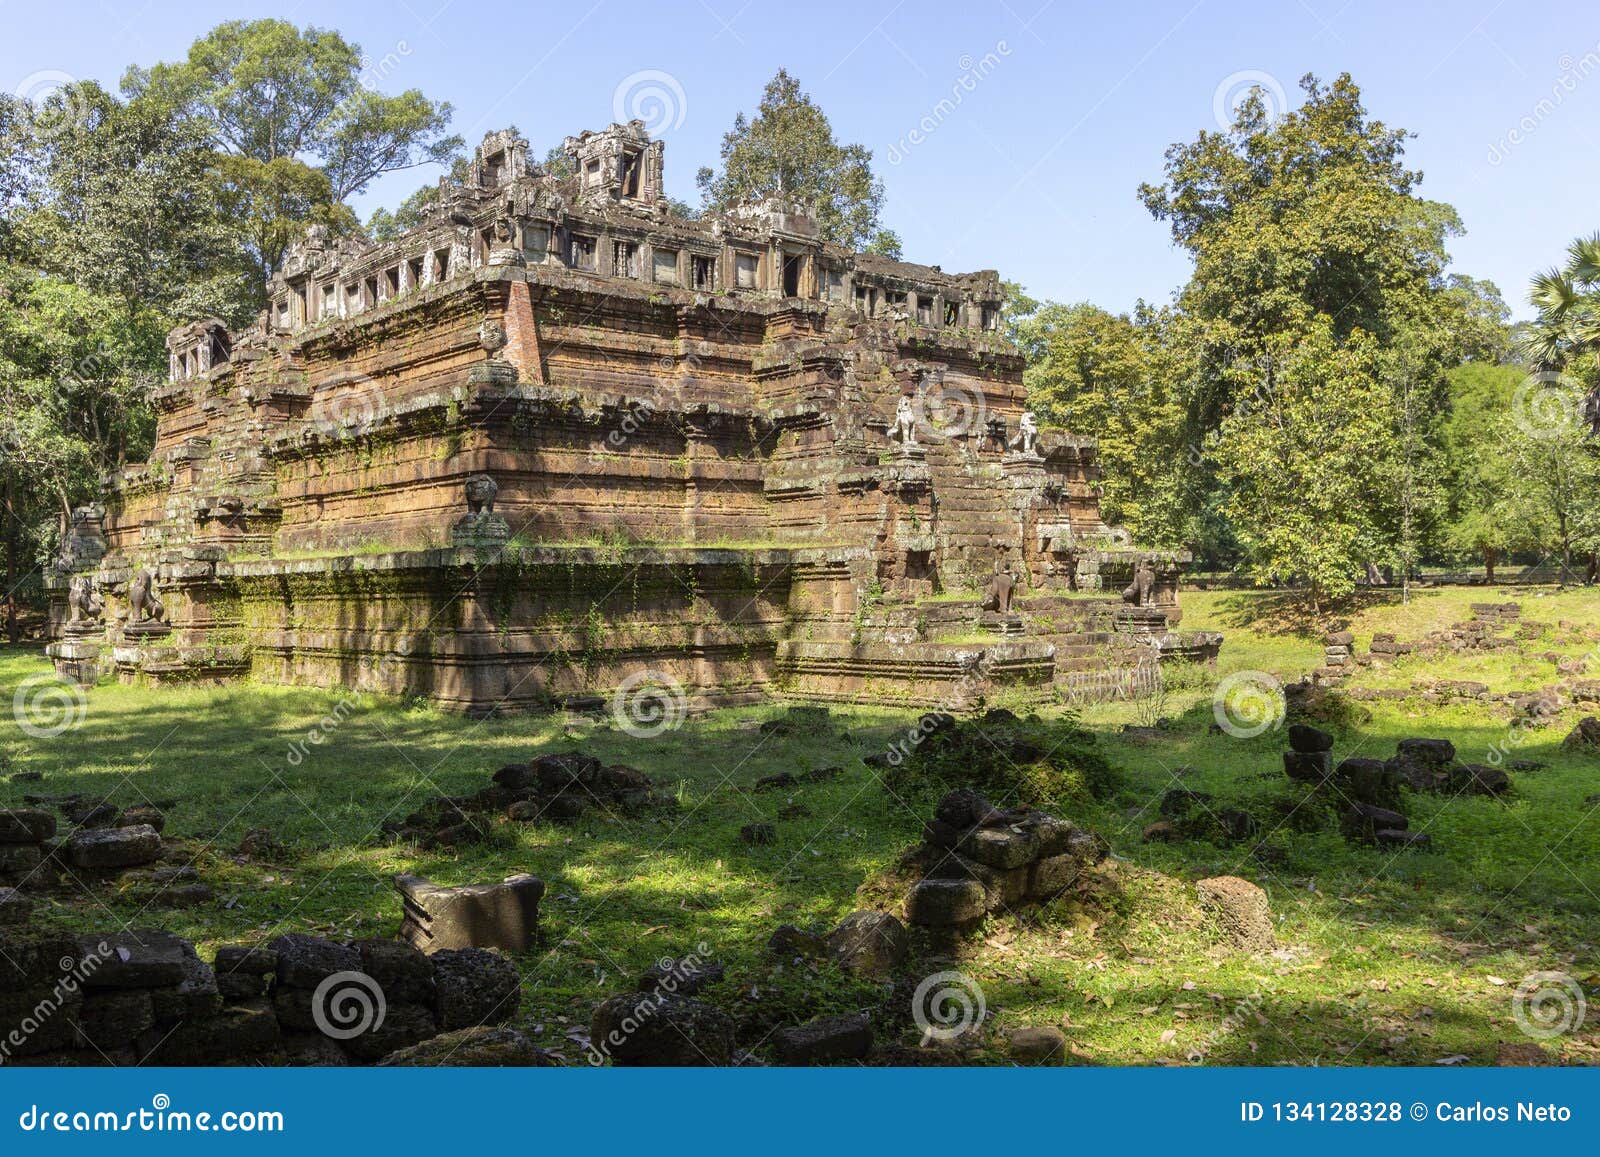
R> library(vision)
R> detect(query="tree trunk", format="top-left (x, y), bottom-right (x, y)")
top-left (1482, 545), bottom-right (1497, 585)
top-left (3, 471), bottom-right (15, 644)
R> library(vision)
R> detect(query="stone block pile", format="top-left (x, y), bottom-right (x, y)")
top-left (1280, 725), bottom-right (1516, 851)
top-left (383, 750), bottom-right (674, 847)
top-left (900, 789), bottom-right (1109, 930)
top-left (0, 804), bottom-right (170, 888)
top-left (0, 922), bottom-right (521, 1066)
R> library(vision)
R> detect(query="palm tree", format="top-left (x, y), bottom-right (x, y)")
top-left (1520, 233), bottom-right (1600, 381)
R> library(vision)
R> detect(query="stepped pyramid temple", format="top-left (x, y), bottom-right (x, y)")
top-left (46, 121), bottom-right (1219, 713)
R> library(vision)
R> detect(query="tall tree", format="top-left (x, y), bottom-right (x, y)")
top-left (22, 80), bottom-right (256, 325)
top-left (1138, 73), bottom-right (1465, 603)
top-left (697, 69), bottom-right (898, 255)
top-left (124, 19), bottom-right (462, 282)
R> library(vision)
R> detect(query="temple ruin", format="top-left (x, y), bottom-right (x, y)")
top-left (45, 119), bottom-right (1220, 713)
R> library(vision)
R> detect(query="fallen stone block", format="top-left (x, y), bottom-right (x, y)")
top-left (431, 947), bottom-right (520, 1030)
top-left (1196, 875), bottom-right (1274, 952)
top-left (0, 808), bottom-right (56, 844)
top-left (396, 872), bottom-right (543, 954)
top-left (66, 823), bottom-right (161, 869)
top-left (589, 992), bottom-right (734, 1066)
top-left (825, 910), bottom-right (908, 977)
top-left (1007, 1025), bottom-right (1066, 1064)
top-left (904, 877), bottom-right (989, 926)
top-left (773, 1011), bottom-right (873, 1064)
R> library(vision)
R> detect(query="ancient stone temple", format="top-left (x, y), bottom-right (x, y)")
top-left (45, 120), bottom-right (1219, 713)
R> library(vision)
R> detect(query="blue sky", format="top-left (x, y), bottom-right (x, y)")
top-left (4, 0), bottom-right (1597, 318)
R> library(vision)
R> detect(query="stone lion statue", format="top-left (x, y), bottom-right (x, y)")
top-left (129, 568), bottom-right (166, 624)
top-left (888, 395), bottom-right (919, 447)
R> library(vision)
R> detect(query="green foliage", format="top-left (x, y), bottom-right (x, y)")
top-left (124, 19), bottom-right (462, 279)
top-left (0, 263), bottom-right (162, 566)
top-left (1117, 72), bottom-right (1508, 601)
top-left (1519, 232), bottom-right (1600, 374)
top-left (696, 69), bottom-right (896, 253)
top-left (884, 708), bottom-right (1122, 810)
top-left (1011, 296), bottom-right (1191, 543)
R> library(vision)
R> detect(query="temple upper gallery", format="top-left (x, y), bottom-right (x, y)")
top-left (47, 120), bottom-right (1219, 713)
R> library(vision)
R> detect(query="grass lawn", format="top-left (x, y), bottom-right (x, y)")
top-left (3, 582), bottom-right (1599, 1066)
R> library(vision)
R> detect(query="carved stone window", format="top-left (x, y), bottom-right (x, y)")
top-left (613, 240), bottom-right (640, 278)
top-left (916, 295), bottom-right (933, 325)
top-left (691, 254), bottom-right (715, 290)
top-left (522, 226), bottom-right (549, 264)
top-left (653, 248), bottom-right (679, 284)
top-left (734, 251), bottom-right (760, 290)
top-left (944, 300), bottom-right (961, 326)
top-left (782, 253), bottom-right (803, 297)
top-left (571, 234), bottom-right (597, 271)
